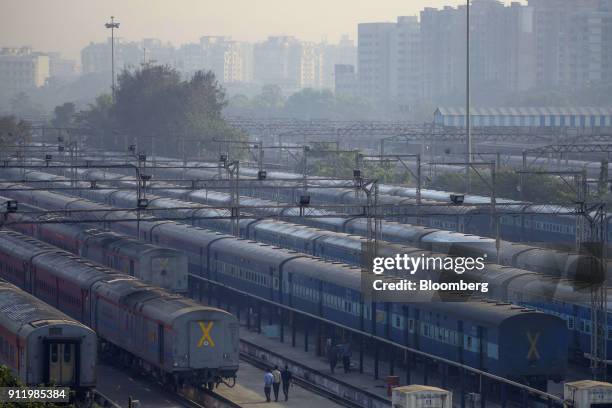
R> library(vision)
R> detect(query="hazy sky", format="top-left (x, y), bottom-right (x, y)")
top-left (1, 0), bottom-right (525, 60)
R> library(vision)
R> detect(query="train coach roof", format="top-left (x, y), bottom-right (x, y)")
top-left (419, 299), bottom-right (542, 326)
top-left (283, 257), bottom-right (362, 289)
top-left (82, 230), bottom-right (125, 247)
top-left (95, 277), bottom-right (162, 304)
top-left (255, 220), bottom-right (328, 240)
top-left (0, 280), bottom-right (78, 329)
top-left (35, 251), bottom-right (124, 286)
top-left (213, 237), bottom-right (303, 263)
top-left (0, 230), bottom-right (56, 258)
top-left (129, 288), bottom-right (233, 325)
top-left (420, 230), bottom-right (495, 244)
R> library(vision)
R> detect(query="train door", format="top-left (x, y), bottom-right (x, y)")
top-left (45, 341), bottom-right (78, 386)
top-left (158, 324), bottom-right (164, 365)
top-left (414, 308), bottom-right (420, 350)
top-left (458, 320), bottom-right (464, 364)
top-left (189, 320), bottom-right (216, 368)
top-left (477, 326), bottom-right (486, 370)
top-left (24, 261), bottom-right (32, 293)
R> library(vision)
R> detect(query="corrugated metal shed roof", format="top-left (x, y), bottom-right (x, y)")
top-left (565, 380), bottom-right (612, 389)
top-left (394, 385), bottom-right (449, 393)
top-left (435, 107), bottom-right (612, 116)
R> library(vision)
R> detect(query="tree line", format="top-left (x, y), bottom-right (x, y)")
top-left (49, 65), bottom-right (247, 159)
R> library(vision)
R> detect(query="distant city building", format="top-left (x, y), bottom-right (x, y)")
top-left (434, 106), bottom-right (612, 128)
top-left (47, 52), bottom-right (78, 80)
top-left (358, 22), bottom-right (395, 102)
top-left (421, 0), bottom-right (535, 106)
top-left (420, 6), bottom-right (465, 104)
top-left (177, 36), bottom-right (252, 83)
top-left (358, 17), bottom-right (422, 111)
top-left (0, 47), bottom-right (49, 94)
top-left (529, 0), bottom-right (612, 90)
top-left (334, 64), bottom-right (358, 96)
top-left (391, 16), bottom-right (422, 112)
top-left (81, 38), bottom-right (141, 75)
top-left (253, 36), bottom-right (324, 92)
top-left (321, 35), bottom-right (357, 89)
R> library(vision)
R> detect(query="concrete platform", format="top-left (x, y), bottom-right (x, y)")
top-left (235, 321), bottom-right (579, 407)
top-left (215, 361), bottom-right (343, 407)
top-left (96, 359), bottom-right (341, 408)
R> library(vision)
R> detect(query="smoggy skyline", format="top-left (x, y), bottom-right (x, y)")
top-left (2, 0), bottom-right (526, 60)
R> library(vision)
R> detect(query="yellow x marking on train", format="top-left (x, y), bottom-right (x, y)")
top-left (197, 321), bottom-right (215, 348)
top-left (526, 331), bottom-right (540, 360)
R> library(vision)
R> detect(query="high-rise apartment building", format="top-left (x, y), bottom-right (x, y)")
top-left (334, 64), bottom-right (358, 96)
top-left (391, 16), bottom-right (422, 112)
top-left (0, 47), bottom-right (49, 95)
top-left (358, 17), bottom-right (422, 111)
top-left (421, 0), bottom-right (536, 105)
top-left (530, 0), bottom-right (612, 90)
top-left (178, 36), bottom-right (252, 83)
top-left (253, 36), bottom-right (325, 92)
top-left (81, 38), bottom-right (141, 75)
top-left (321, 35), bottom-right (357, 89)
top-left (47, 52), bottom-right (78, 80)
top-left (358, 22), bottom-right (395, 102)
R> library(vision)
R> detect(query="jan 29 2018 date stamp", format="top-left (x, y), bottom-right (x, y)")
top-left (0, 387), bottom-right (70, 402)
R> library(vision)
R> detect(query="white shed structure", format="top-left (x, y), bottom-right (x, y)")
top-left (563, 380), bottom-right (612, 408)
top-left (392, 385), bottom-right (452, 408)
top-left (434, 107), bottom-right (612, 128)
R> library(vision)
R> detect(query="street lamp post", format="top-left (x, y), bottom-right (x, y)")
top-left (105, 16), bottom-right (120, 99)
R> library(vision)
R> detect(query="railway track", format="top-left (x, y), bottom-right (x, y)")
top-left (97, 357), bottom-right (243, 408)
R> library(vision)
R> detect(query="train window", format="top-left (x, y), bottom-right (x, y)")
top-left (567, 317), bottom-right (575, 330)
top-left (466, 336), bottom-right (472, 350)
top-left (51, 344), bottom-right (58, 363)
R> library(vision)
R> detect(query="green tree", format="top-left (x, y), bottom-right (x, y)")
top-left (9, 92), bottom-right (44, 119)
top-left (0, 115), bottom-right (32, 149)
top-left (51, 102), bottom-right (76, 128)
top-left (76, 94), bottom-right (116, 149)
top-left (0, 365), bottom-right (72, 407)
top-left (284, 88), bottom-right (336, 119)
top-left (77, 65), bottom-right (245, 158)
top-left (430, 167), bottom-right (576, 203)
top-left (251, 85), bottom-right (285, 117)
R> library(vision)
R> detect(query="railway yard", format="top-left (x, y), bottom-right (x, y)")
top-left (1, 122), bottom-right (612, 408)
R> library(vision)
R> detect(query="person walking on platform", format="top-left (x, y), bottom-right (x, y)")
top-left (281, 365), bottom-right (293, 401)
top-left (341, 342), bottom-right (352, 373)
top-left (272, 365), bottom-right (282, 401)
top-left (264, 368), bottom-right (274, 402)
top-left (329, 345), bottom-right (338, 374)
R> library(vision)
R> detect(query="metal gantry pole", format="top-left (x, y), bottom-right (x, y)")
top-left (302, 146), bottom-right (309, 192)
top-left (589, 204), bottom-right (607, 381)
